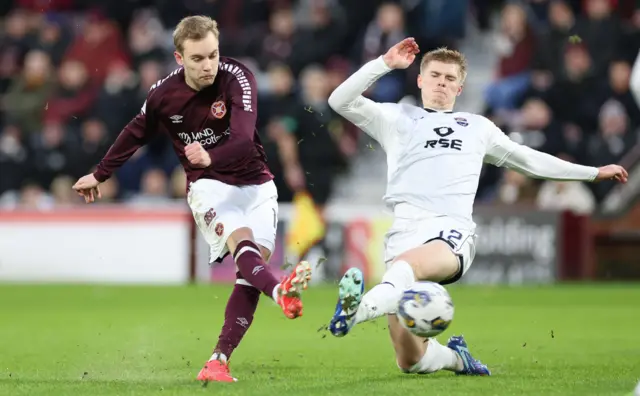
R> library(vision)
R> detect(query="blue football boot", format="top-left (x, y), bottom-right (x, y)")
top-left (328, 268), bottom-right (365, 337)
top-left (447, 335), bottom-right (491, 376)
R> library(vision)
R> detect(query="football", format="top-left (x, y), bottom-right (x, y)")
top-left (397, 281), bottom-right (454, 338)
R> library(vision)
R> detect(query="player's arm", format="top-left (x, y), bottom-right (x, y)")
top-left (328, 38), bottom-right (419, 148)
top-left (93, 104), bottom-right (158, 182)
top-left (327, 56), bottom-right (395, 135)
top-left (484, 124), bottom-right (628, 183)
top-left (73, 97), bottom-right (159, 202)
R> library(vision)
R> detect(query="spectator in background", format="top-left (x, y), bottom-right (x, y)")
top-left (485, 3), bottom-right (537, 112)
top-left (72, 118), bottom-right (110, 179)
top-left (577, 0), bottom-right (621, 78)
top-left (0, 9), bottom-right (31, 99)
top-left (537, 154), bottom-right (596, 214)
top-left (3, 49), bottom-right (54, 135)
top-left (530, 0), bottom-right (578, 88)
top-left (30, 119), bottom-right (74, 190)
top-left (93, 60), bottom-right (139, 137)
top-left (495, 169), bottom-right (539, 206)
top-left (44, 59), bottom-right (97, 128)
top-left (27, 13), bottom-right (72, 66)
top-left (127, 168), bottom-right (173, 207)
top-left (126, 9), bottom-right (167, 68)
top-left (356, 2), bottom-right (408, 103)
top-left (0, 1), bottom-right (637, 211)
top-left (267, 65), bottom-right (346, 208)
top-left (0, 124), bottom-right (30, 196)
top-left (169, 167), bottom-right (187, 200)
top-left (587, 99), bottom-right (638, 200)
top-left (617, 5), bottom-right (640, 63)
top-left (17, 181), bottom-right (54, 210)
top-left (595, 59), bottom-right (640, 129)
top-left (248, 7), bottom-right (296, 71)
top-left (50, 174), bottom-right (77, 207)
top-left (62, 10), bottom-right (130, 85)
top-left (287, 0), bottom-right (348, 76)
top-left (544, 43), bottom-right (601, 131)
top-left (508, 98), bottom-right (568, 155)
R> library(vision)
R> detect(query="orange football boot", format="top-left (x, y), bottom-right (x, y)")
top-left (277, 261), bottom-right (312, 319)
top-left (196, 359), bottom-right (237, 383)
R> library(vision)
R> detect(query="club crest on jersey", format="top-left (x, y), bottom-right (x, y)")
top-left (204, 208), bottom-right (216, 226)
top-left (215, 222), bottom-right (224, 237)
top-left (455, 117), bottom-right (468, 127)
top-left (211, 101), bottom-right (227, 119)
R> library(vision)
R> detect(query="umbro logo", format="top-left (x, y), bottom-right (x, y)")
top-left (236, 317), bottom-right (249, 328)
top-left (252, 265), bottom-right (264, 276)
top-left (170, 115), bottom-right (183, 124)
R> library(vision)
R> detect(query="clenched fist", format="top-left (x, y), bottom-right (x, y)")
top-left (185, 142), bottom-right (211, 168)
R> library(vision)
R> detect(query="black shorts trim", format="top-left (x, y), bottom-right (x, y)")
top-left (423, 237), bottom-right (464, 285)
top-left (210, 251), bottom-right (231, 265)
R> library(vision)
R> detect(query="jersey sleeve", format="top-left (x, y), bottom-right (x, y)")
top-left (328, 56), bottom-right (402, 150)
top-left (630, 49), bottom-right (640, 107)
top-left (205, 66), bottom-right (259, 169)
top-left (484, 122), bottom-right (598, 182)
top-left (93, 94), bottom-right (159, 182)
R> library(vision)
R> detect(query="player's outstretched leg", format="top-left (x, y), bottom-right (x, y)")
top-left (327, 261), bottom-right (411, 334)
top-left (389, 313), bottom-right (490, 376)
top-left (446, 335), bottom-right (491, 375)
top-left (342, 240), bottom-right (462, 328)
top-left (328, 268), bottom-right (365, 336)
top-left (233, 239), bottom-right (311, 319)
top-left (197, 240), bottom-right (311, 383)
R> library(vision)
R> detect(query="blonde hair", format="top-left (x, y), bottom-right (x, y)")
top-left (173, 16), bottom-right (220, 54)
top-left (420, 47), bottom-right (468, 83)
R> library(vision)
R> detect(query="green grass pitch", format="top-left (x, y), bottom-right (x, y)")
top-left (0, 283), bottom-right (638, 396)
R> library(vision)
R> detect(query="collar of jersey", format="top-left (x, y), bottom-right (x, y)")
top-left (424, 107), bottom-right (453, 114)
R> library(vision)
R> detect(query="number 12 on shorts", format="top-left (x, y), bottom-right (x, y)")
top-left (438, 229), bottom-right (463, 248)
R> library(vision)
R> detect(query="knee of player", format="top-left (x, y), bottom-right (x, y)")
top-left (395, 353), bottom-right (423, 373)
top-left (395, 241), bottom-right (459, 282)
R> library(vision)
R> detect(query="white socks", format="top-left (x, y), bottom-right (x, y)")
top-left (354, 260), bottom-right (415, 324)
top-left (210, 352), bottom-right (228, 363)
top-left (407, 338), bottom-right (462, 373)
top-left (272, 284), bottom-right (280, 302)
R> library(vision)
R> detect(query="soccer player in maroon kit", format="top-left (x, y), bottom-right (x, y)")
top-left (72, 16), bottom-right (312, 383)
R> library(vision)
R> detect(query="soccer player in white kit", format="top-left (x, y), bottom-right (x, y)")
top-left (326, 38), bottom-right (628, 376)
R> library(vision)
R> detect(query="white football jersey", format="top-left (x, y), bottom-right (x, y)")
top-left (369, 104), bottom-right (506, 226)
top-left (328, 56), bottom-right (598, 229)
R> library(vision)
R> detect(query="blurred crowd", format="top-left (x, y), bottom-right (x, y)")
top-left (0, 0), bottom-right (475, 209)
top-left (0, 0), bottom-right (638, 216)
top-left (478, 0), bottom-right (640, 214)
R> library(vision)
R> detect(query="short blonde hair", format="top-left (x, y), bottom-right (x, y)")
top-left (173, 16), bottom-right (219, 54)
top-left (420, 47), bottom-right (468, 83)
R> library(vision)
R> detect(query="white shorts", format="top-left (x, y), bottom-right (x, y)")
top-left (187, 179), bottom-right (278, 264)
top-left (384, 215), bottom-right (477, 284)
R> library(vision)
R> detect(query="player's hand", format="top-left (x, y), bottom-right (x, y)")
top-left (382, 38), bottom-right (420, 70)
top-left (185, 142), bottom-right (211, 168)
top-left (595, 164), bottom-right (628, 183)
top-left (72, 174), bottom-right (102, 204)
top-left (285, 164), bottom-right (306, 191)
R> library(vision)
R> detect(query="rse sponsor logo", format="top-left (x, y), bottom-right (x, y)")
top-left (425, 127), bottom-right (463, 151)
top-left (178, 127), bottom-right (230, 146)
top-left (425, 138), bottom-right (463, 151)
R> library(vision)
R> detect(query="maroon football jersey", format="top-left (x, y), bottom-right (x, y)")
top-left (93, 57), bottom-right (273, 188)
